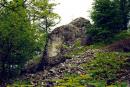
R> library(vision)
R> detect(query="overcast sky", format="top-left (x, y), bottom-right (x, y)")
top-left (53, 0), bottom-right (94, 27)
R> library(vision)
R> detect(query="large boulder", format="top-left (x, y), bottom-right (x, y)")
top-left (43, 17), bottom-right (91, 65)
top-left (70, 17), bottom-right (91, 45)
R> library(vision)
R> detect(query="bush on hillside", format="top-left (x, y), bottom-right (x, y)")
top-left (86, 52), bottom-right (128, 84)
top-left (86, 26), bottom-right (114, 43)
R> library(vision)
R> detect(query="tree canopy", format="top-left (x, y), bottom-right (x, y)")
top-left (0, 0), bottom-right (60, 80)
top-left (87, 0), bottom-right (130, 43)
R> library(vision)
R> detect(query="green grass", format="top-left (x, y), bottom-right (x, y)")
top-left (9, 31), bottom-right (130, 87)
top-left (64, 39), bottom-right (106, 58)
top-left (63, 33), bottom-right (120, 59)
top-left (7, 80), bottom-right (32, 87)
top-left (86, 52), bottom-right (128, 80)
top-left (53, 72), bottom-right (127, 87)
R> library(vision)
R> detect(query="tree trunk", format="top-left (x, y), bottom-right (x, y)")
top-left (37, 17), bottom-right (49, 71)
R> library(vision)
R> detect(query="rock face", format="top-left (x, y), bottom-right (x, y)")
top-left (44, 17), bottom-right (91, 65)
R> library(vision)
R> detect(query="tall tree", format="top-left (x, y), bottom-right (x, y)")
top-left (120, 0), bottom-right (130, 29)
top-left (91, 0), bottom-right (123, 32)
top-left (87, 0), bottom-right (130, 43)
top-left (120, 0), bottom-right (127, 30)
top-left (0, 0), bottom-right (60, 76)
top-left (27, 0), bottom-right (60, 70)
top-left (0, 0), bottom-right (45, 80)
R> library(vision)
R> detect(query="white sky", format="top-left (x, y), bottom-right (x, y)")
top-left (53, 0), bottom-right (94, 27)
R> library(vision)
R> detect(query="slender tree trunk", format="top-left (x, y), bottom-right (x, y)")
top-left (37, 17), bottom-right (49, 70)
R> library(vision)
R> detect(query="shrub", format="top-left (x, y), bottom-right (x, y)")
top-left (86, 26), bottom-right (113, 43)
top-left (111, 30), bottom-right (130, 43)
top-left (86, 52), bottom-right (128, 82)
top-left (0, 1), bottom-right (44, 80)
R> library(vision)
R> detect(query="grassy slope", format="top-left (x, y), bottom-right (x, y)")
top-left (8, 31), bottom-right (130, 87)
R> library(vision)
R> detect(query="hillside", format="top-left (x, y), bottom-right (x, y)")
top-left (8, 18), bottom-right (130, 87)
top-left (11, 41), bottom-right (130, 87)
top-left (1, 0), bottom-right (130, 87)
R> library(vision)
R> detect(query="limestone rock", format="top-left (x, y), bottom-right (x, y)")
top-left (43, 17), bottom-right (91, 65)
top-left (70, 17), bottom-right (90, 28)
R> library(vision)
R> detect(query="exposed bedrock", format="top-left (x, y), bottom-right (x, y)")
top-left (43, 17), bottom-right (91, 65)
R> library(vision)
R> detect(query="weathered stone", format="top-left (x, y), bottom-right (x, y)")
top-left (70, 17), bottom-right (92, 45)
top-left (70, 17), bottom-right (90, 28)
top-left (81, 34), bottom-right (93, 45)
top-left (43, 17), bottom-right (91, 65)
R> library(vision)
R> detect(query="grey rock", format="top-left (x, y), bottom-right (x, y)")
top-left (42, 17), bottom-right (91, 65)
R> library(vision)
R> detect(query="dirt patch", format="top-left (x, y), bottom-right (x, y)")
top-left (104, 38), bottom-right (130, 52)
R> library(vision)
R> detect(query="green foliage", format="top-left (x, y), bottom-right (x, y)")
top-left (64, 39), bottom-right (105, 58)
top-left (0, 0), bottom-right (46, 79)
top-left (64, 40), bottom-right (88, 58)
top-left (29, 0), bottom-right (61, 70)
top-left (9, 73), bottom-right (127, 87)
top-left (86, 26), bottom-right (113, 43)
top-left (91, 0), bottom-right (123, 31)
top-left (120, 0), bottom-right (130, 30)
top-left (53, 73), bottom-right (93, 87)
top-left (86, 52), bottom-right (128, 81)
top-left (28, 0), bottom-right (60, 30)
top-left (88, 42), bottom-right (106, 49)
top-left (91, 0), bottom-right (130, 31)
top-left (52, 73), bottom-right (126, 87)
top-left (87, 25), bottom-right (130, 44)
top-left (7, 80), bottom-right (32, 87)
top-left (88, 0), bottom-right (130, 44)
top-left (0, 0), bottom-right (60, 80)
top-left (111, 30), bottom-right (130, 42)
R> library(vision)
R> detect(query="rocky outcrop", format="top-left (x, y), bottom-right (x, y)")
top-left (44, 17), bottom-right (91, 65)
top-left (21, 49), bottom-right (97, 86)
